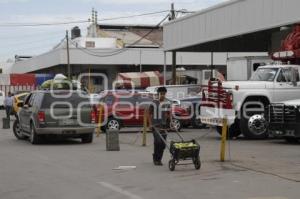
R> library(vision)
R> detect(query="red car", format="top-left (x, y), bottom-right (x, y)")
top-left (94, 91), bottom-right (191, 132)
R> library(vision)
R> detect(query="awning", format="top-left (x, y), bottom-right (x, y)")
top-left (116, 71), bottom-right (163, 89)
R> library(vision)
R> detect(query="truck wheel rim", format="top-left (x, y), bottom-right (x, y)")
top-left (248, 114), bottom-right (267, 135)
top-left (107, 120), bottom-right (119, 130)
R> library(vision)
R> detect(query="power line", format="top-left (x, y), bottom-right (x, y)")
top-left (0, 12), bottom-right (169, 59)
top-left (0, 20), bottom-right (89, 27)
top-left (0, 8), bottom-right (192, 28)
top-left (0, 10), bottom-right (170, 28)
top-left (98, 10), bottom-right (169, 22)
top-left (0, 36), bottom-right (66, 55)
top-left (0, 30), bottom-right (64, 40)
top-left (0, 33), bottom-right (64, 47)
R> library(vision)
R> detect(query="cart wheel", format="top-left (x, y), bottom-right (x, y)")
top-left (194, 157), bottom-right (201, 170)
top-left (169, 159), bottom-right (176, 171)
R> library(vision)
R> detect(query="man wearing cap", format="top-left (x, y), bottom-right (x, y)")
top-left (148, 87), bottom-right (172, 166)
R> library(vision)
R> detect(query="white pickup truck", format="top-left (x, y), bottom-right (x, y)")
top-left (200, 64), bottom-right (300, 139)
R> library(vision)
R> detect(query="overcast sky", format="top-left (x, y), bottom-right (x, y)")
top-left (0, 0), bottom-right (227, 62)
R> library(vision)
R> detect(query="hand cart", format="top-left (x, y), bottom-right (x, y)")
top-left (153, 127), bottom-right (201, 171)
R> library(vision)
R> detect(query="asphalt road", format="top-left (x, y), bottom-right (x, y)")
top-left (0, 112), bottom-right (300, 199)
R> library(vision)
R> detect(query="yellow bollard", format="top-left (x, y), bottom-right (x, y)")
top-left (142, 111), bottom-right (148, 146)
top-left (96, 104), bottom-right (103, 137)
top-left (220, 118), bottom-right (228, 162)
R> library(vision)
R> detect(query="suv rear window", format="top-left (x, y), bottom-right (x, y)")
top-left (41, 92), bottom-right (90, 108)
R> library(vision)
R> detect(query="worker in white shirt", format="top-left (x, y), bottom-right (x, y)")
top-left (4, 92), bottom-right (13, 119)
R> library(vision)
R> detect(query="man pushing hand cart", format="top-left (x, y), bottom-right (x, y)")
top-left (148, 87), bottom-right (201, 171)
top-left (147, 86), bottom-right (171, 166)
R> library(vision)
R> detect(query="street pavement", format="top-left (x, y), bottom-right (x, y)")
top-left (0, 111), bottom-right (300, 199)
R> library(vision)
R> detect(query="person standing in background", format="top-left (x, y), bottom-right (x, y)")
top-left (4, 92), bottom-right (13, 119)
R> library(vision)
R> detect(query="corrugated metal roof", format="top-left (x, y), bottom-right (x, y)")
top-left (164, 0), bottom-right (241, 26)
top-left (164, 0), bottom-right (300, 51)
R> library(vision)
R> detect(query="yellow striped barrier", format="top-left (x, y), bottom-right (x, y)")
top-left (142, 111), bottom-right (148, 146)
top-left (220, 118), bottom-right (228, 162)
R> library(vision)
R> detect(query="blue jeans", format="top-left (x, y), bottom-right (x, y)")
top-left (5, 106), bottom-right (12, 119)
top-left (152, 128), bottom-right (167, 162)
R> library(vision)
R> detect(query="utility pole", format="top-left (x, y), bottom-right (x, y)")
top-left (210, 52), bottom-right (214, 79)
top-left (66, 30), bottom-right (71, 79)
top-left (170, 3), bottom-right (177, 85)
top-left (170, 2), bottom-right (176, 20)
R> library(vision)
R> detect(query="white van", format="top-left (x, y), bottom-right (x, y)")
top-left (0, 91), bottom-right (5, 108)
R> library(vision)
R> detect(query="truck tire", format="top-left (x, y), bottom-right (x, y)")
top-left (29, 123), bottom-right (41, 145)
top-left (81, 133), bottom-right (93, 143)
top-left (216, 121), bottom-right (241, 138)
top-left (192, 117), bottom-right (207, 129)
top-left (240, 100), bottom-right (268, 139)
top-left (13, 119), bottom-right (26, 140)
top-left (284, 137), bottom-right (299, 144)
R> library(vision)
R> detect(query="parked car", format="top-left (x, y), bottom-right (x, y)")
top-left (13, 90), bottom-right (96, 144)
top-left (266, 99), bottom-right (300, 143)
top-left (0, 91), bottom-right (5, 109)
top-left (13, 92), bottom-right (29, 115)
top-left (175, 96), bottom-right (206, 128)
top-left (96, 90), bottom-right (191, 132)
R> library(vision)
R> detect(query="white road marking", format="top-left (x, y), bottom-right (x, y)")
top-left (112, 166), bottom-right (137, 170)
top-left (97, 181), bottom-right (143, 199)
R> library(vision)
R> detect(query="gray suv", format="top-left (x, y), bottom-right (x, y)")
top-left (13, 90), bottom-right (96, 144)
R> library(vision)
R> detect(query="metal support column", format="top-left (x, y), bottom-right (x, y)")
top-left (172, 51), bottom-right (176, 85)
top-left (163, 51), bottom-right (167, 85)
